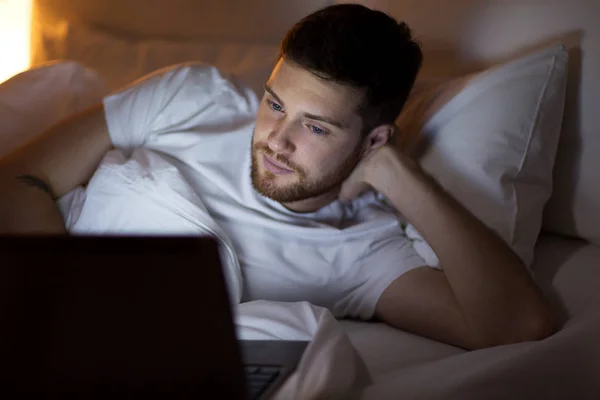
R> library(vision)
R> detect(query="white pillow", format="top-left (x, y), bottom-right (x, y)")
top-left (0, 61), bottom-right (109, 158)
top-left (396, 43), bottom-right (569, 268)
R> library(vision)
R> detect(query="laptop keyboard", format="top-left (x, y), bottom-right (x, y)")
top-left (244, 365), bottom-right (283, 399)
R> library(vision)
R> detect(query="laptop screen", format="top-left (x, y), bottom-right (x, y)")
top-left (0, 235), bottom-right (246, 397)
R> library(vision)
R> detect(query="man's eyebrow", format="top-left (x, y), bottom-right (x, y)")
top-left (264, 84), bottom-right (345, 129)
top-left (264, 84), bottom-right (285, 107)
top-left (302, 113), bottom-right (345, 129)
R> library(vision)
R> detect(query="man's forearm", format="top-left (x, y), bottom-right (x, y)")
top-left (0, 104), bottom-right (112, 233)
top-left (379, 154), bottom-right (556, 346)
top-left (0, 177), bottom-right (67, 234)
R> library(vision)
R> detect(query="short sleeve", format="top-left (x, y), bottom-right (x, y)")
top-left (102, 62), bottom-right (259, 152)
top-left (332, 234), bottom-right (427, 320)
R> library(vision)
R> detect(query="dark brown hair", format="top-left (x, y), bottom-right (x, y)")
top-left (279, 4), bottom-right (423, 135)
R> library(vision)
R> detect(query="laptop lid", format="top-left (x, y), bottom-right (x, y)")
top-left (0, 235), bottom-right (246, 398)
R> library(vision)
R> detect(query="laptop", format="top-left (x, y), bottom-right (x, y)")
top-left (0, 235), bottom-right (308, 399)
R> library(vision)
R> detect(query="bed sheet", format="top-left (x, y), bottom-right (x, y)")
top-left (340, 235), bottom-right (600, 399)
top-left (238, 300), bottom-right (372, 399)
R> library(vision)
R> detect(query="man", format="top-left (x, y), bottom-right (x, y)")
top-left (0, 4), bottom-right (556, 349)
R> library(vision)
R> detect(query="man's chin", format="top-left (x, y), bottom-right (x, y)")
top-left (250, 154), bottom-right (321, 203)
top-left (252, 179), bottom-right (333, 204)
top-left (252, 176), bottom-right (297, 202)
top-left (252, 179), bottom-right (290, 202)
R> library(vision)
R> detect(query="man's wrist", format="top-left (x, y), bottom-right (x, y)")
top-left (368, 147), bottom-right (439, 213)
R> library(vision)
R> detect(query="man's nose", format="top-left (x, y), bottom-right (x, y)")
top-left (267, 123), bottom-right (295, 154)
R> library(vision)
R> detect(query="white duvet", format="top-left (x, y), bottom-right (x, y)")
top-left (58, 148), bottom-right (372, 399)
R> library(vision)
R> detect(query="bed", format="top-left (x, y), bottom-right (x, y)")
top-left (9, 0), bottom-right (600, 398)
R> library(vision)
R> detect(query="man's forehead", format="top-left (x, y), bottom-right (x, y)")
top-left (267, 59), bottom-right (363, 120)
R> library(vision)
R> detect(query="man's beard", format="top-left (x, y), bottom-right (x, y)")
top-left (250, 139), bottom-right (363, 203)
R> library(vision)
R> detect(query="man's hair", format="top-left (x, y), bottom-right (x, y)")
top-left (279, 4), bottom-right (423, 135)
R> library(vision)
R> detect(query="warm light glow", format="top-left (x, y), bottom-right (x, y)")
top-left (0, 0), bottom-right (32, 83)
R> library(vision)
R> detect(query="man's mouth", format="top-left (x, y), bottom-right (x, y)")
top-left (263, 154), bottom-right (294, 175)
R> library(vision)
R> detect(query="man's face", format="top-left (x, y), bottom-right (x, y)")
top-left (251, 59), bottom-right (366, 207)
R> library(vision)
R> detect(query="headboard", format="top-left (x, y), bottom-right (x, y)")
top-left (30, 0), bottom-right (600, 245)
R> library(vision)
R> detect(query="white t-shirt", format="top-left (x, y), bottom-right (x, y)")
top-left (95, 63), bottom-right (425, 319)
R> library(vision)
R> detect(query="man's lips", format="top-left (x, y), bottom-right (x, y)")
top-left (263, 154), bottom-right (294, 175)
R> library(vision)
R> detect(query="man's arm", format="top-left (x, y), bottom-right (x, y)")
top-left (0, 104), bottom-right (111, 234)
top-left (340, 145), bottom-right (557, 350)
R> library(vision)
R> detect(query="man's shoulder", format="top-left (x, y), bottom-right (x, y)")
top-left (110, 62), bottom-right (259, 117)
top-left (132, 62), bottom-right (226, 86)
top-left (151, 62), bottom-right (229, 87)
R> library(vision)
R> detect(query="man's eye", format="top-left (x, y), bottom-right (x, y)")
top-left (309, 125), bottom-right (326, 135)
top-left (267, 100), bottom-right (283, 112)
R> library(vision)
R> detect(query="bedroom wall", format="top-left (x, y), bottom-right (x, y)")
top-left (33, 0), bottom-right (333, 43)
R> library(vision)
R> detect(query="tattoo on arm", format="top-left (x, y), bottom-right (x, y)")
top-left (16, 174), bottom-right (57, 200)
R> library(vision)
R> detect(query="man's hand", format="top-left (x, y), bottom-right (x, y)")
top-left (341, 144), bottom-right (557, 349)
top-left (339, 144), bottom-right (421, 203)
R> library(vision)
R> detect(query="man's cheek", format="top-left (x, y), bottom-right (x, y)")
top-left (253, 117), bottom-right (273, 142)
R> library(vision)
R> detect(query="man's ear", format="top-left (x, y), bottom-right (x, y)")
top-left (361, 124), bottom-right (395, 157)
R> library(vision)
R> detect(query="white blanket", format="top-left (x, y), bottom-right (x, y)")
top-left (59, 148), bottom-right (372, 399)
top-left (238, 301), bottom-right (372, 399)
